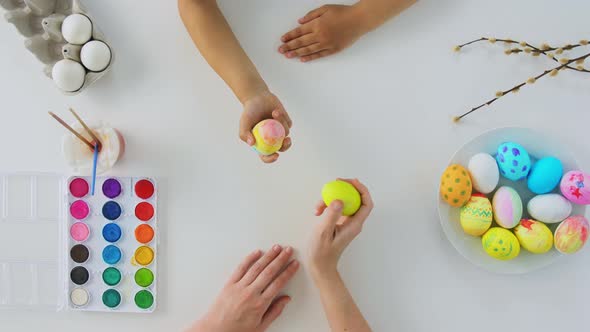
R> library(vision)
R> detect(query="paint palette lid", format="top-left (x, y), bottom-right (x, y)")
top-left (0, 173), bottom-right (66, 311)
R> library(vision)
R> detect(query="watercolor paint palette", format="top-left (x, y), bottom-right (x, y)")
top-left (0, 174), bottom-right (157, 313)
top-left (66, 176), bottom-right (157, 312)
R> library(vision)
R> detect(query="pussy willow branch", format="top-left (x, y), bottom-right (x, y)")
top-left (453, 51), bottom-right (590, 122)
top-left (456, 37), bottom-right (590, 73)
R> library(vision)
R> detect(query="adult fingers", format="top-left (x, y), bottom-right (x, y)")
top-left (281, 24), bottom-right (313, 43)
top-left (227, 249), bottom-right (263, 284)
top-left (241, 245), bottom-right (282, 285)
top-left (300, 49), bottom-right (336, 62)
top-left (259, 296), bottom-right (291, 331)
top-left (262, 260), bottom-right (299, 299)
top-left (272, 110), bottom-right (291, 136)
top-left (314, 200), bottom-right (327, 216)
top-left (279, 34), bottom-right (316, 54)
top-left (251, 246), bottom-right (294, 292)
top-left (298, 5), bottom-right (329, 24)
top-left (320, 200), bottom-right (343, 235)
top-left (279, 137), bottom-right (292, 152)
top-left (285, 43), bottom-right (324, 59)
top-left (337, 178), bottom-right (374, 225)
top-left (260, 153), bottom-right (279, 163)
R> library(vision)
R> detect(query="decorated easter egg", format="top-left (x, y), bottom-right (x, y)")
top-left (527, 157), bottom-right (563, 194)
top-left (61, 14), bottom-right (92, 45)
top-left (514, 219), bottom-right (553, 254)
top-left (496, 142), bottom-right (531, 181)
top-left (252, 119), bottom-right (285, 156)
top-left (439, 164), bottom-right (472, 207)
top-left (467, 153), bottom-right (499, 194)
top-left (322, 180), bottom-right (361, 216)
top-left (52, 59), bottom-right (85, 92)
top-left (492, 186), bottom-right (522, 229)
top-left (554, 215), bottom-right (589, 254)
top-left (527, 194), bottom-right (572, 223)
top-left (460, 194), bottom-right (492, 236)
top-left (482, 227), bottom-right (520, 260)
top-left (560, 171), bottom-right (590, 205)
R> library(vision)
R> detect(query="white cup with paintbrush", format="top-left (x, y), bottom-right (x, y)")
top-left (49, 109), bottom-right (125, 193)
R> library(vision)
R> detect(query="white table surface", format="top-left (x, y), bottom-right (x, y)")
top-left (1, 0), bottom-right (590, 331)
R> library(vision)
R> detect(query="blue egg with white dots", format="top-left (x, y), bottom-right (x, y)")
top-left (496, 142), bottom-right (531, 181)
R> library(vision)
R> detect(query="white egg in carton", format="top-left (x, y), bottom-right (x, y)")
top-left (1, 0), bottom-right (113, 95)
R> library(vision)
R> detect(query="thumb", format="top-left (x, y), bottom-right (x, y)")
top-left (322, 200), bottom-right (343, 229)
top-left (259, 296), bottom-right (291, 331)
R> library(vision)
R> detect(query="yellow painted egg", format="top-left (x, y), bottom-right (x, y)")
top-left (252, 119), bottom-right (285, 155)
top-left (513, 219), bottom-right (553, 254)
top-left (440, 164), bottom-right (472, 207)
top-left (482, 227), bottom-right (520, 260)
top-left (459, 194), bottom-right (492, 236)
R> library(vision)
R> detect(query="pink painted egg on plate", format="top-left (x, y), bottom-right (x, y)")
top-left (560, 171), bottom-right (590, 205)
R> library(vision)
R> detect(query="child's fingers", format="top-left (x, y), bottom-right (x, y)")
top-left (298, 5), bottom-right (329, 24)
top-left (300, 49), bottom-right (335, 62)
top-left (281, 24), bottom-right (313, 43)
top-left (260, 153), bottom-right (279, 163)
top-left (272, 110), bottom-right (291, 136)
top-left (239, 130), bottom-right (256, 146)
top-left (279, 137), bottom-right (292, 152)
top-left (279, 34), bottom-right (316, 54)
top-left (286, 43), bottom-right (324, 59)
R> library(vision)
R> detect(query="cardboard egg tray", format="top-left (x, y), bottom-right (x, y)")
top-left (1, 0), bottom-right (113, 95)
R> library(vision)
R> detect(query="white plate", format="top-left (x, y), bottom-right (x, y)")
top-left (438, 127), bottom-right (587, 274)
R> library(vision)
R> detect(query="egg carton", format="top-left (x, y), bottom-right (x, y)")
top-left (1, 0), bottom-right (113, 95)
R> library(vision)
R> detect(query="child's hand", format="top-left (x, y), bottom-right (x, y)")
top-left (188, 245), bottom-right (300, 332)
top-left (279, 5), bottom-right (370, 62)
top-left (310, 179), bottom-right (374, 278)
top-left (241, 90), bottom-right (293, 163)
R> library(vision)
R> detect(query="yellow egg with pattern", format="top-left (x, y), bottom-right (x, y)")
top-left (440, 164), bottom-right (472, 207)
top-left (460, 194), bottom-right (492, 236)
top-left (514, 219), bottom-right (553, 254)
top-left (482, 227), bottom-right (520, 260)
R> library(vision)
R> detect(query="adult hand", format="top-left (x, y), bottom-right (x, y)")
top-left (241, 91), bottom-right (293, 163)
top-left (279, 5), bottom-right (370, 62)
top-left (310, 179), bottom-right (374, 277)
top-left (188, 245), bottom-right (300, 332)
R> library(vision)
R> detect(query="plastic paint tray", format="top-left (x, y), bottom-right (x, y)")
top-left (0, 173), bottom-right (158, 313)
top-left (0, 0), bottom-right (113, 95)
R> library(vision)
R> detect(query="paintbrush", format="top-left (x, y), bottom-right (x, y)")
top-left (48, 112), bottom-right (96, 151)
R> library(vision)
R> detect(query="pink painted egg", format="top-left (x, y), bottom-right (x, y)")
top-left (560, 171), bottom-right (590, 205)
